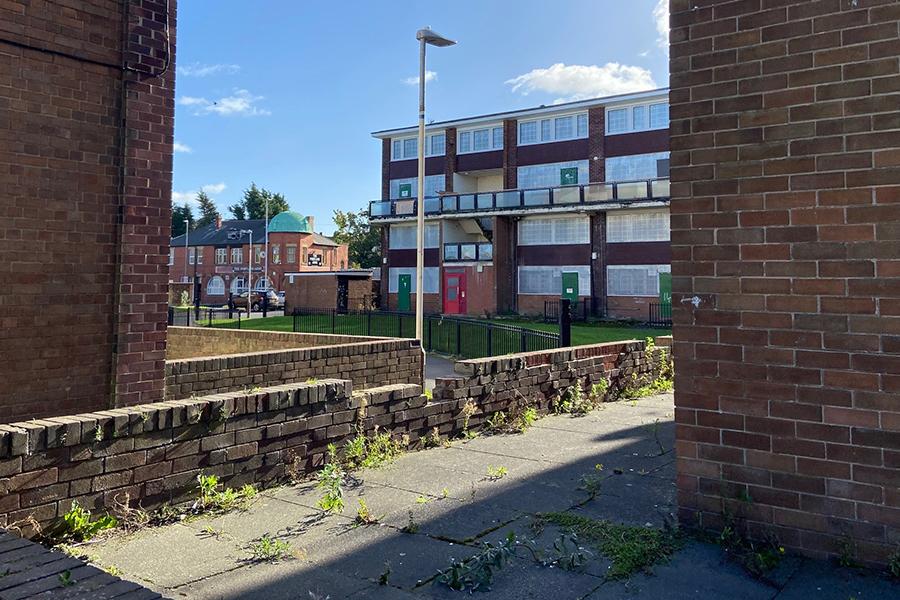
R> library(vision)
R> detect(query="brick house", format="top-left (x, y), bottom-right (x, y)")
top-left (0, 0), bottom-right (176, 422)
top-left (370, 89), bottom-right (672, 320)
top-left (169, 211), bottom-right (349, 304)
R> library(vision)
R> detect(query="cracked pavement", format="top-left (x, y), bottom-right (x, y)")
top-left (85, 393), bottom-right (898, 599)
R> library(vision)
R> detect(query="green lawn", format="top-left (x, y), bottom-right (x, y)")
top-left (204, 313), bottom-right (670, 359)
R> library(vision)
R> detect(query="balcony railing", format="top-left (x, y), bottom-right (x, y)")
top-left (369, 178), bottom-right (670, 220)
top-left (443, 242), bottom-right (493, 262)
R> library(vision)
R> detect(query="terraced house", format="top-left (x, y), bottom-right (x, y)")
top-left (370, 88), bottom-right (672, 320)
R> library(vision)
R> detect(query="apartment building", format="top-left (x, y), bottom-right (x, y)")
top-left (370, 88), bottom-right (671, 320)
top-left (169, 211), bottom-right (349, 304)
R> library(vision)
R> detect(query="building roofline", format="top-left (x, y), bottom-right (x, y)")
top-left (371, 87), bottom-right (669, 139)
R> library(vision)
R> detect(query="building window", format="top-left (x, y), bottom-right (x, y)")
top-left (518, 216), bottom-right (590, 246)
top-left (517, 160), bottom-right (589, 189)
top-left (518, 121), bottom-right (537, 144)
top-left (391, 133), bottom-right (445, 160)
top-left (169, 249), bottom-right (174, 265)
top-left (272, 244), bottom-right (281, 264)
top-left (302, 246), bottom-right (308, 265)
top-left (188, 248), bottom-right (196, 265)
top-left (388, 223), bottom-right (439, 249)
top-left (389, 175), bottom-right (444, 199)
top-left (607, 265), bottom-right (670, 297)
top-left (388, 267), bottom-right (439, 294)
top-left (607, 210), bottom-right (670, 243)
top-left (231, 277), bottom-right (246, 294)
top-left (286, 245), bottom-right (297, 264)
top-left (518, 112), bottom-right (588, 145)
top-left (206, 276), bottom-right (225, 296)
top-left (606, 101), bottom-right (669, 135)
top-left (518, 266), bottom-right (590, 296)
top-left (605, 152), bottom-right (670, 182)
top-left (255, 246), bottom-right (263, 264)
top-left (196, 249), bottom-right (203, 265)
top-left (215, 248), bottom-right (227, 265)
top-left (457, 126), bottom-right (503, 154)
top-left (255, 277), bottom-right (271, 291)
top-left (230, 247), bottom-right (242, 264)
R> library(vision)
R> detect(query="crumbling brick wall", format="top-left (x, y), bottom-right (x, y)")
top-left (670, 0), bottom-right (900, 565)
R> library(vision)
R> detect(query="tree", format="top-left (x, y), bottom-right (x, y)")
top-left (332, 208), bottom-right (381, 269)
top-left (171, 203), bottom-right (194, 237)
top-left (228, 183), bottom-right (289, 220)
top-left (194, 191), bottom-right (221, 229)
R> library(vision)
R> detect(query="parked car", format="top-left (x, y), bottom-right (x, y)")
top-left (231, 290), bottom-right (283, 311)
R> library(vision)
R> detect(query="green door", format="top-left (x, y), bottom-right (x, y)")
top-left (561, 272), bottom-right (579, 302)
top-left (397, 274), bottom-right (411, 311)
top-left (658, 272), bottom-right (672, 304)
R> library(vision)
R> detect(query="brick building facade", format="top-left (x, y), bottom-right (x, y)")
top-left (671, 0), bottom-right (899, 564)
top-left (0, 0), bottom-right (176, 422)
top-left (370, 90), bottom-right (673, 320)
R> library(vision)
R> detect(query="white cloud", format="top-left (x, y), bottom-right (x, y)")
top-left (171, 182), bottom-right (227, 205)
top-left (173, 141), bottom-right (192, 153)
top-left (177, 89), bottom-right (271, 117)
top-left (654, 0), bottom-right (669, 53)
top-left (403, 70), bottom-right (437, 86)
top-left (506, 63), bottom-right (657, 103)
top-left (177, 63), bottom-right (241, 77)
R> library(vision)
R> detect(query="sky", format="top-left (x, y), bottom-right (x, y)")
top-left (172, 0), bottom-right (670, 235)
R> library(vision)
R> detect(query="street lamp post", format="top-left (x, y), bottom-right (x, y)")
top-left (264, 197), bottom-right (269, 293)
top-left (239, 229), bottom-right (253, 317)
top-left (183, 218), bottom-right (189, 284)
top-left (414, 27), bottom-right (456, 343)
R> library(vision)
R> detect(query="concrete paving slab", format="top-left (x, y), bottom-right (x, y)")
top-left (182, 495), bottom-right (326, 543)
top-left (774, 560), bottom-right (900, 600)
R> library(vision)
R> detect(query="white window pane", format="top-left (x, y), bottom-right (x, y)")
top-left (431, 134), bottom-right (445, 155)
top-left (403, 138), bottom-right (417, 158)
top-left (392, 140), bottom-right (401, 159)
top-left (206, 276), bottom-right (225, 296)
top-left (576, 113), bottom-right (588, 137)
top-left (605, 152), bottom-right (670, 182)
top-left (555, 116), bottom-right (573, 139)
top-left (540, 119), bottom-right (552, 141)
top-left (473, 129), bottom-right (490, 151)
top-left (633, 105), bottom-right (648, 130)
top-left (607, 108), bottom-right (627, 133)
top-left (517, 160), bottom-right (589, 189)
top-left (607, 210), bottom-right (670, 243)
top-left (518, 216), bottom-right (590, 246)
top-left (389, 223), bottom-right (439, 249)
top-left (389, 267), bottom-right (439, 293)
top-left (649, 103), bottom-right (669, 128)
top-left (518, 266), bottom-right (590, 296)
top-left (458, 131), bottom-right (471, 153)
top-left (519, 121), bottom-right (537, 144)
top-left (607, 265), bottom-right (670, 297)
top-left (492, 127), bottom-right (504, 149)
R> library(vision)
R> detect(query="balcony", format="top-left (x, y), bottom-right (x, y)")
top-left (443, 242), bottom-right (493, 263)
top-left (369, 178), bottom-right (670, 220)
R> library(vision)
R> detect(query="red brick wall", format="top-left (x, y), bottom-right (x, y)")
top-left (670, 0), bottom-right (900, 565)
top-left (0, 0), bottom-right (176, 422)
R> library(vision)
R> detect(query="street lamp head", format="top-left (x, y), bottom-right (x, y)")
top-left (416, 27), bottom-right (456, 47)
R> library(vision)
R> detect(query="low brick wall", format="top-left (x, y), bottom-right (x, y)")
top-left (165, 336), bottom-right (424, 400)
top-left (166, 326), bottom-right (380, 360)
top-left (0, 338), bottom-right (668, 533)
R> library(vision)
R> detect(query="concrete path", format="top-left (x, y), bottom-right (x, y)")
top-left (424, 353), bottom-right (457, 391)
top-left (84, 393), bottom-right (898, 599)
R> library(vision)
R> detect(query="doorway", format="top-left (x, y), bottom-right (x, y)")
top-left (443, 270), bottom-right (466, 315)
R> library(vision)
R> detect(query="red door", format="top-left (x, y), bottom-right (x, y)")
top-left (443, 271), bottom-right (467, 315)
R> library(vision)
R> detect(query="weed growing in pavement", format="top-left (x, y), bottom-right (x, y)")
top-left (342, 426), bottom-right (406, 470)
top-left (58, 570), bottom-right (76, 587)
top-left (620, 339), bottom-right (674, 400)
top-left (485, 465), bottom-right (508, 481)
top-left (415, 495), bottom-right (429, 505)
top-left (248, 535), bottom-right (294, 562)
top-left (435, 532), bottom-right (518, 592)
top-left (424, 426), bottom-right (446, 448)
top-left (41, 501), bottom-right (117, 544)
top-left (837, 536), bottom-right (861, 569)
top-left (589, 379), bottom-right (610, 404)
top-left (716, 517), bottom-right (785, 578)
top-left (888, 547), bottom-right (900, 579)
top-left (353, 498), bottom-right (379, 526)
top-left (378, 562), bottom-right (392, 585)
top-left (93, 424), bottom-right (104, 443)
top-left (316, 444), bottom-right (345, 514)
top-left (194, 474), bottom-right (258, 514)
top-left (578, 464), bottom-right (605, 500)
top-left (554, 384), bottom-right (593, 415)
top-left (460, 400), bottom-right (478, 439)
top-left (541, 512), bottom-right (683, 580)
top-left (305, 377), bottom-right (318, 384)
top-left (402, 510), bottom-right (420, 534)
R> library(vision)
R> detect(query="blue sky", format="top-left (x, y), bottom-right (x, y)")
top-left (172, 0), bottom-right (669, 234)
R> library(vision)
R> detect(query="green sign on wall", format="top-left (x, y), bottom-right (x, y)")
top-left (560, 167), bottom-right (578, 186)
top-left (561, 271), bottom-right (579, 302)
top-left (658, 272), bottom-right (672, 304)
top-left (398, 183), bottom-right (412, 198)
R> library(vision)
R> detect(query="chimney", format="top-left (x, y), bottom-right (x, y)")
top-left (215, 215), bottom-right (222, 230)
top-left (306, 215), bottom-right (315, 233)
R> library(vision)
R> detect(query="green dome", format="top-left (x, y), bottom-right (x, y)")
top-left (268, 211), bottom-right (311, 233)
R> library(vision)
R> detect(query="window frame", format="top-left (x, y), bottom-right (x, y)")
top-left (606, 264), bottom-right (671, 297)
top-left (286, 244), bottom-right (297, 264)
top-left (214, 248), bottom-right (227, 265)
top-left (206, 276), bottom-right (225, 296)
top-left (606, 101), bottom-right (669, 135)
top-left (230, 247), bottom-right (242, 264)
top-left (517, 266), bottom-right (591, 296)
top-left (517, 215), bottom-right (591, 246)
top-left (517, 111), bottom-right (588, 146)
top-left (457, 125), bottom-right (503, 155)
top-left (390, 132), bottom-right (446, 160)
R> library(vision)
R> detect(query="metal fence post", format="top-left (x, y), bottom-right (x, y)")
top-left (520, 329), bottom-right (527, 353)
top-left (262, 292), bottom-right (268, 318)
top-left (331, 309), bottom-right (336, 334)
top-left (208, 308), bottom-right (212, 327)
top-left (397, 313), bottom-right (403, 338)
top-left (367, 309), bottom-right (372, 336)
top-left (236, 311), bottom-right (241, 329)
top-left (228, 293), bottom-right (234, 319)
top-left (293, 308), bottom-right (299, 333)
top-left (559, 299), bottom-right (572, 348)
top-left (486, 323), bottom-right (493, 357)
top-left (456, 320), bottom-right (461, 355)
top-left (427, 318), bottom-right (432, 351)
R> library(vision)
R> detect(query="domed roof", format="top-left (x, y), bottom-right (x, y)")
top-left (268, 211), bottom-right (311, 233)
